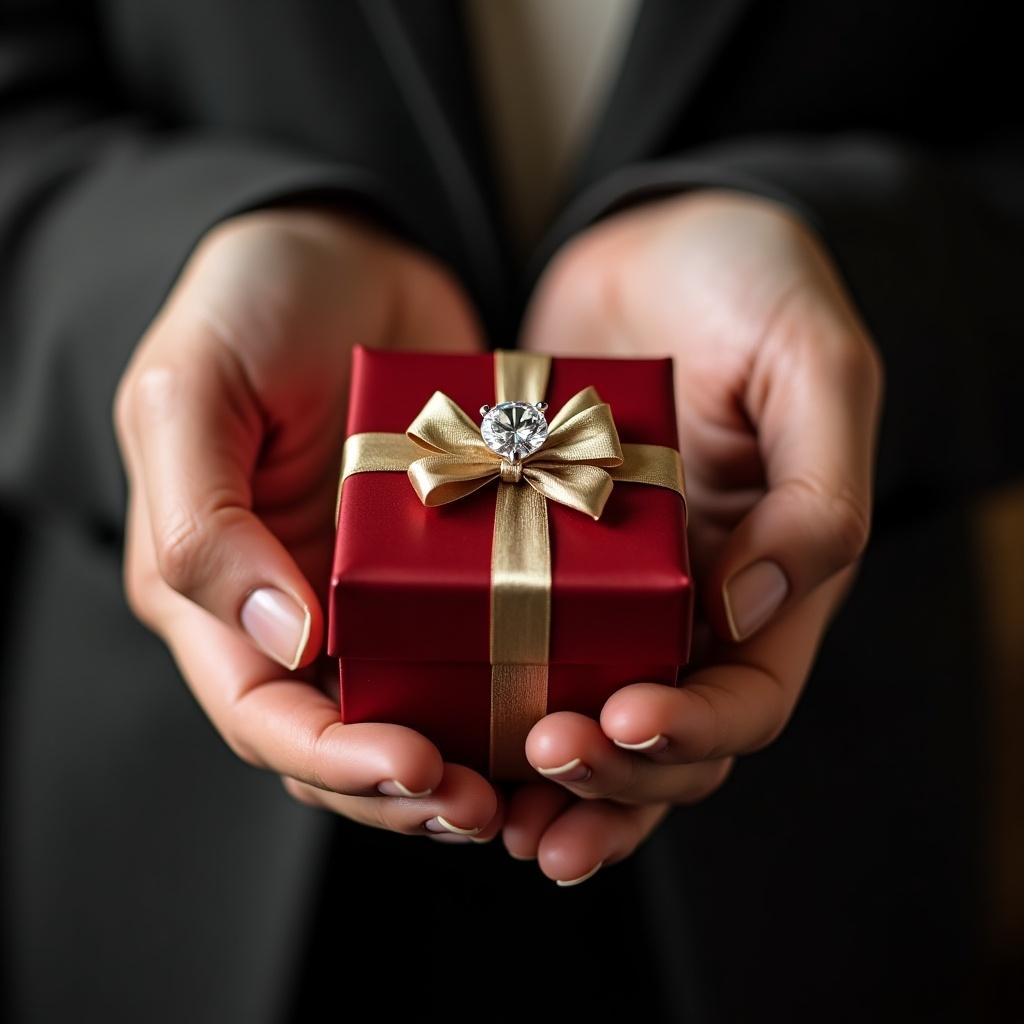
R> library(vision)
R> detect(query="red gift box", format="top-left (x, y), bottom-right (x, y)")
top-left (328, 345), bottom-right (693, 780)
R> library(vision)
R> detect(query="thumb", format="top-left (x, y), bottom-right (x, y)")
top-left (120, 333), bottom-right (323, 670)
top-left (708, 308), bottom-right (884, 643)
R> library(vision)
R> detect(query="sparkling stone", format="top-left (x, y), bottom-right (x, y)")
top-left (481, 401), bottom-right (549, 461)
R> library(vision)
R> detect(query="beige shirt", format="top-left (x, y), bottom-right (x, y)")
top-left (463, 0), bottom-right (642, 257)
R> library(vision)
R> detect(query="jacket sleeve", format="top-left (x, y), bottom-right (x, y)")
top-left (0, 3), bottom-right (423, 529)
top-left (537, 132), bottom-right (1024, 514)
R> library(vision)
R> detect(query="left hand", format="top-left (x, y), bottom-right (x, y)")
top-left (503, 190), bottom-right (884, 884)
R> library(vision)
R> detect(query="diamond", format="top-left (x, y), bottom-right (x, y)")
top-left (480, 401), bottom-right (549, 462)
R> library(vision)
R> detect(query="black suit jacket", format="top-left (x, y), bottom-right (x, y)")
top-left (1, 2), bottom-right (1020, 1021)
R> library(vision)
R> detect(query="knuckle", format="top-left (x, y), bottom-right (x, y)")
top-left (154, 514), bottom-right (210, 596)
top-left (131, 363), bottom-right (185, 411)
top-left (823, 486), bottom-right (873, 566)
top-left (820, 325), bottom-right (885, 412)
top-left (787, 475), bottom-right (872, 568)
top-left (119, 363), bottom-right (184, 439)
top-left (684, 684), bottom-right (727, 762)
top-left (153, 499), bottom-right (242, 598)
top-left (303, 723), bottom-right (344, 793)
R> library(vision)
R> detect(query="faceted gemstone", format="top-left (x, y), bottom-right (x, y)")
top-left (481, 401), bottom-right (549, 461)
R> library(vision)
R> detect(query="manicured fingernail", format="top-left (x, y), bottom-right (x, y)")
top-left (424, 816), bottom-right (482, 836)
top-left (613, 734), bottom-right (669, 753)
top-left (556, 861), bottom-right (604, 887)
top-left (535, 757), bottom-right (592, 782)
top-left (377, 780), bottom-right (433, 798)
top-left (429, 834), bottom-right (473, 844)
top-left (469, 834), bottom-right (495, 844)
top-left (723, 560), bottom-right (789, 641)
top-left (240, 587), bottom-right (311, 670)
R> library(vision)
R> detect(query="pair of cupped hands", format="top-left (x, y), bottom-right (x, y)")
top-left (114, 190), bottom-right (882, 886)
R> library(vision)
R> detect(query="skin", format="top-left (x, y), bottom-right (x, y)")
top-left (505, 190), bottom-right (884, 881)
top-left (114, 190), bottom-right (883, 880)
top-left (114, 206), bottom-right (503, 842)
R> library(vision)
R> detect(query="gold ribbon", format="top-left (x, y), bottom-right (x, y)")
top-left (335, 350), bottom-right (686, 780)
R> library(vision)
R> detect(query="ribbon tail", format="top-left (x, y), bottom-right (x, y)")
top-left (524, 464), bottom-right (615, 520)
top-left (489, 481), bottom-right (550, 780)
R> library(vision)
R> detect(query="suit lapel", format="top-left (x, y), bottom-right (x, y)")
top-left (569, 0), bottom-right (756, 192)
top-left (359, 0), bottom-right (513, 337)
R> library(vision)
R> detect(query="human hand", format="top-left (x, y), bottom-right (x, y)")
top-left (114, 206), bottom-right (502, 842)
top-left (505, 190), bottom-right (883, 882)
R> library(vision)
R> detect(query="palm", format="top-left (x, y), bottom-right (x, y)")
top-left (171, 209), bottom-right (483, 620)
top-left (524, 192), bottom-right (816, 587)
top-left (498, 191), bottom-right (880, 878)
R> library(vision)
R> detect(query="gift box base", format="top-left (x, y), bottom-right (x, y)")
top-left (339, 658), bottom-right (680, 779)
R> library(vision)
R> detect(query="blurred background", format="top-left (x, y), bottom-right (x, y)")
top-left (975, 485), bottom-right (1024, 1012)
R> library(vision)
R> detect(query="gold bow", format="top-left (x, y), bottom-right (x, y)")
top-left (405, 385), bottom-right (624, 520)
top-left (335, 350), bottom-right (686, 780)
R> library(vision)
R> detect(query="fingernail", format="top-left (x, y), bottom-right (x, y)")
top-left (377, 780), bottom-right (433, 798)
top-left (469, 834), bottom-right (495, 844)
top-left (723, 560), bottom-right (789, 641)
top-left (240, 587), bottom-right (311, 670)
top-left (424, 816), bottom-right (482, 837)
top-left (613, 734), bottom-right (669, 753)
top-left (535, 757), bottom-right (592, 782)
top-left (429, 834), bottom-right (473, 844)
top-left (556, 861), bottom-right (604, 887)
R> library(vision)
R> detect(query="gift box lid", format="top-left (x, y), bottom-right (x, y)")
top-left (328, 346), bottom-right (692, 666)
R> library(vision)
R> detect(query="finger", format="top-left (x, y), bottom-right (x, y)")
top-left (526, 711), bottom-right (733, 804)
top-left (536, 799), bottom-right (671, 886)
top-left (710, 294), bottom-right (883, 641)
top-left (502, 782), bottom-right (575, 861)
top-left (604, 575), bottom-right (848, 762)
top-left (283, 762), bottom-right (499, 839)
top-left (124, 330), bottom-right (323, 669)
top-left (159, 605), bottom-right (447, 798)
top-left (453, 787), bottom-right (508, 846)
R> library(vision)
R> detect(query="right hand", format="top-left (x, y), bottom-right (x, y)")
top-left (114, 206), bottom-right (502, 843)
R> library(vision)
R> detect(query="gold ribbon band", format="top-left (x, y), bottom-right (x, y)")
top-left (489, 351), bottom-right (552, 777)
top-left (611, 443), bottom-right (687, 493)
top-left (489, 476), bottom-right (550, 778)
top-left (334, 351), bottom-right (686, 780)
top-left (495, 347), bottom-right (550, 404)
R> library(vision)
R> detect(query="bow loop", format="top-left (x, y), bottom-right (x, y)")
top-left (406, 391), bottom-right (491, 458)
top-left (529, 401), bottom-right (623, 468)
top-left (407, 453), bottom-right (500, 506)
top-left (404, 385), bottom-right (624, 517)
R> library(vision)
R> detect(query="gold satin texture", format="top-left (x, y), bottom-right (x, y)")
top-left (335, 350), bottom-right (686, 780)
